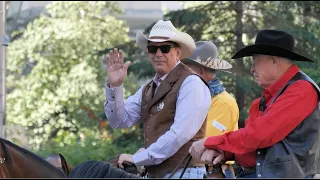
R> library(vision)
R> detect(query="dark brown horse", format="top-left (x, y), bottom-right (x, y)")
top-left (0, 138), bottom-right (66, 178)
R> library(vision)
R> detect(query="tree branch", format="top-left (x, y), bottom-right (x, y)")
top-left (80, 104), bottom-right (109, 129)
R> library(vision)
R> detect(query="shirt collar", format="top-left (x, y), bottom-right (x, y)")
top-left (153, 61), bottom-right (181, 84)
top-left (262, 64), bottom-right (300, 97)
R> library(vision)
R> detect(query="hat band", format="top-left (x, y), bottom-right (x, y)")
top-left (149, 36), bottom-right (170, 40)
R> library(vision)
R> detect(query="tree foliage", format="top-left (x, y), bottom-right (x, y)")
top-left (6, 1), bottom-right (320, 165)
top-left (6, 1), bottom-right (134, 148)
top-left (34, 127), bottom-right (144, 166)
top-left (162, 1), bottom-right (320, 126)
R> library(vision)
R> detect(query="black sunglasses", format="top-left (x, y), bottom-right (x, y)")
top-left (147, 45), bottom-right (177, 54)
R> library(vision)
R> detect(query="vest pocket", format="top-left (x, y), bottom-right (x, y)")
top-left (266, 156), bottom-right (293, 178)
top-left (266, 155), bottom-right (292, 165)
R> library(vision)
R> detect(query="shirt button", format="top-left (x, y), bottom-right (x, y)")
top-left (257, 151), bottom-right (260, 155)
top-left (258, 174), bottom-right (261, 177)
top-left (112, 96), bottom-right (115, 99)
top-left (257, 162), bottom-right (260, 166)
top-left (111, 110), bottom-right (113, 112)
top-left (150, 114), bottom-right (153, 117)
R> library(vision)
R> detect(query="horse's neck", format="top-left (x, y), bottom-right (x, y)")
top-left (0, 139), bottom-right (66, 178)
top-left (0, 139), bottom-right (11, 178)
top-left (0, 166), bottom-right (8, 178)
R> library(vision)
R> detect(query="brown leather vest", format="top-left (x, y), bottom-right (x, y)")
top-left (141, 63), bottom-right (208, 178)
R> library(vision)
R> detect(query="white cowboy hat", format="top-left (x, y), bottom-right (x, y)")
top-left (182, 41), bottom-right (233, 73)
top-left (136, 20), bottom-right (196, 59)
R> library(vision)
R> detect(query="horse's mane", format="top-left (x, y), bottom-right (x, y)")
top-left (0, 138), bottom-right (66, 178)
top-left (68, 160), bottom-right (139, 178)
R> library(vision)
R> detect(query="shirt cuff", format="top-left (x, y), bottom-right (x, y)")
top-left (204, 136), bottom-right (223, 149)
top-left (224, 151), bottom-right (234, 162)
top-left (105, 83), bottom-right (123, 101)
top-left (205, 136), bottom-right (233, 162)
top-left (132, 150), bottom-right (151, 166)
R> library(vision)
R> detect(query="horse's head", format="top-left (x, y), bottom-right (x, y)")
top-left (0, 138), bottom-right (66, 178)
top-left (45, 153), bottom-right (72, 176)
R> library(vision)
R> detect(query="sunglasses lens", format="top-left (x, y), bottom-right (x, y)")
top-left (147, 46), bottom-right (158, 53)
top-left (159, 45), bottom-right (171, 53)
top-left (147, 45), bottom-right (172, 54)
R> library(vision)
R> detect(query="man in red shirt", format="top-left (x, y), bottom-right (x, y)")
top-left (189, 30), bottom-right (320, 178)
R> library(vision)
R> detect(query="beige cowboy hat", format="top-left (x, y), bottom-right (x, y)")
top-left (182, 41), bottom-right (233, 73)
top-left (136, 20), bottom-right (196, 59)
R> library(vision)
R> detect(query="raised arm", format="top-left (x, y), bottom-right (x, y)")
top-left (104, 48), bottom-right (142, 128)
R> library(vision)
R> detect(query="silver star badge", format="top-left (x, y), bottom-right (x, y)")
top-left (157, 102), bottom-right (164, 112)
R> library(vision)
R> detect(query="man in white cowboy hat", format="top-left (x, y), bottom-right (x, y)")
top-left (188, 30), bottom-right (320, 178)
top-left (104, 20), bottom-right (211, 178)
top-left (182, 41), bottom-right (239, 178)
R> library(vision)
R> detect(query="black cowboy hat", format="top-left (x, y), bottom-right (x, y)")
top-left (232, 30), bottom-right (314, 62)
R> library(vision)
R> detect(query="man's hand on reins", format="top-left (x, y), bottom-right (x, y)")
top-left (200, 149), bottom-right (225, 165)
top-left (118, 153), bottom-right (133, 169)
top-left (189, 138), bottom-right (207, 161)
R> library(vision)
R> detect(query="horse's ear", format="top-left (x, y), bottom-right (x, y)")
top-left (66, 162), bottom-right (73, 174)
top-left (58, 153), bottom-right (72, 176)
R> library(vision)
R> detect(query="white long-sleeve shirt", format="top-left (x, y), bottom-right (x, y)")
top-left (104, 61), bottom-right (211, 166)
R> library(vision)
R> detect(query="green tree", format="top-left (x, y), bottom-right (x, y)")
top-left (6, 1), bottom-right (135, 148)
top-left (161, 1), bottom-right (320, 126)
top-left (34, 127), bottom-right (144, 167)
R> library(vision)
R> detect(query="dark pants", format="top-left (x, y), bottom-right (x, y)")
top-left (236, 171), bottom-right (314, 179)
top-left (236, 172), bottom-right (256, 178)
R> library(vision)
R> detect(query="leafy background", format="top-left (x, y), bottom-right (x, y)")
top-left (5, 1), bottom-right (320, 167)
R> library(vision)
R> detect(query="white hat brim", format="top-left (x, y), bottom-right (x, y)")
top-left (136, 30), bottom-right (196, 59)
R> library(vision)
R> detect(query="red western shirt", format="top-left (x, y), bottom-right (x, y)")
top-left (204, 64), bottom-right (318, 167)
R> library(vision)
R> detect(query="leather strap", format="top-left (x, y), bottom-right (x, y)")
top-left (168, 153), bottom-right (192, 178)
